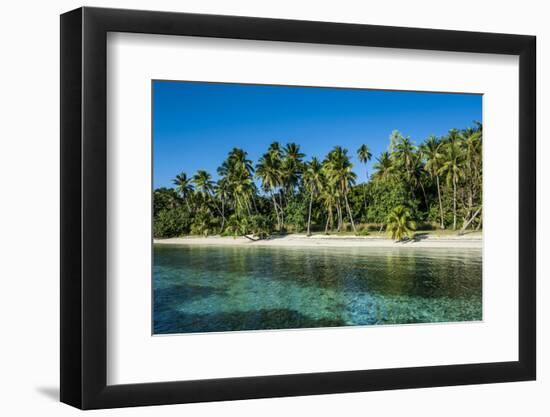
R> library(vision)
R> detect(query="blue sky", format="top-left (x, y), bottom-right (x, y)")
top-left (153, 81), bottom-right (482, 189)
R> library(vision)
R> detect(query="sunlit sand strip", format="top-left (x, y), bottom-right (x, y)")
top-left (154, 234), bottom-right (482, 249)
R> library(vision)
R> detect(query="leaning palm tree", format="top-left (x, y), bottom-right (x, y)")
top-left (303, 157), bottom-right (323, 236)
top-left (421, 135), bottom-right (445, 229)
top-left (385, 206), bottom-right (417, 242)
top-left (172, 172), bottom-right (194, 211)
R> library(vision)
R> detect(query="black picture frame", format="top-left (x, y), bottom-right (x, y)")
top-left (60, 6), bottom-right (536, 410)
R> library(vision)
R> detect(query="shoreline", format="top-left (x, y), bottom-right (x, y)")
top-left (154, 233), bottom-right (482, 249)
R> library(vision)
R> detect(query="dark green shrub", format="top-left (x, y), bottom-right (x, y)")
top-left (153, 208), bottom-right (192, 238)
top-left (190, 209), bottom-right (218, 237)
top-left (249, 214), bottom-right (275, 239)
top-left (284, 198), bottom-right (307, 233)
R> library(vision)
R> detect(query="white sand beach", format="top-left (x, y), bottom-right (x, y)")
top-left (154, 233), bottom-right (482, 249)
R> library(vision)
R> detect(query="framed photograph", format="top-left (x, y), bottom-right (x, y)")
top-left (60, 7), bottom-right (536, 409)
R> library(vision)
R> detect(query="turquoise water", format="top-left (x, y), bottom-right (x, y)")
top-left (153, 244), bottom-right (482, 334)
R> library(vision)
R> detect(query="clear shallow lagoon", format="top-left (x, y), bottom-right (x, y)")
top-left (153, 244), bottom-right (482, 334)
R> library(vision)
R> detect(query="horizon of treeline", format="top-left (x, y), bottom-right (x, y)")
top-left (153, 122), bottom-right (482, 239)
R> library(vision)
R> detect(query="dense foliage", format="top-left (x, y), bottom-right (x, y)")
top-left (153, 123), bottom-right (482, 239)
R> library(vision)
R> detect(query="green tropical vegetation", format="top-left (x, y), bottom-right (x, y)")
top-left (385, 206), bottom-right (417, 241)
top-left (154, 123), bottom-right (482, 241)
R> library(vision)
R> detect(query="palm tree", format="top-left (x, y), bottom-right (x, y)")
top-left (440, 140), bottom-right (465, 230)
top-left (303, 157), bottom-right (323, 236)
top-left (281, 142), bottom-right (304, 197)
top-left (172, 172), bottom-right (194, 211)
top-left (373, 151), bottom-right (394, 180)
top-left (267, 141), bottom-right (282, 158)
top-left (385, 206), bottom-right (417, 241)
top-left (357, 144), bottom-right (372, 214)
top-left (320, 183), bottom-right (337, 234)
top-left (227, 147), bottom-right (254, 176)
top-left (389, 130), bottom-right (402, 153)
top-left (461, 127), bottom-right (482, 226)
top-left (323, 146), bottom-right (357, 233)
top-left (192, 170), bottom-right (214, 199)
top-left (448, 128), bottom-right (461, 142)
top-left (357, 144), bottom-right (372, 180)
top-left (421, 135), bottom-right (445, 229)
top-left (409, 153), bottom-right (429, 209)
top-left (219, 148), bottom-right (256, 217)
top-left (214, 178), bottom-right (230, 232)
top-left (225, 214), bottom-right (248, 239)
top-left (393, 136), bottom-right (419, 199)
top-left (193, 170), bottom-right (226, 227)
top-left (256, 151), bottom-right (283, 230)
top-left (394, 137), bottom-right (416, 171)
top-left (266, 141), bottom-right (285, 225)
top-left (233, 173), bottom-right (256, 216)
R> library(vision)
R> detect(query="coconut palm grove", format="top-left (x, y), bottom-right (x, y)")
top-left (152, 81), bottom-right (483, 334)
top-left (154, 125), bottom-right (482, 241)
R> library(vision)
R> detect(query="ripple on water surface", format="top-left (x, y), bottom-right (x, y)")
top-left (153, 244), bottom-right (482, 334)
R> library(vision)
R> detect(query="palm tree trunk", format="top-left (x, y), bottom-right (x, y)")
top-left (475, 217), bottom-right (482, 231)
top-left (336, 203), bottom-right (342, 232)
top-left (209, 193), bottom-right (226, 225)
top-left (325, 207), bottom-right (333, 234)
top-left (452, 177), bottom-right (457, 230)
top-left (340, 203), bottom-right (344, 231)
top-left (363, 185), bottom-right (368, 213)
top-left (234, 194), bottom-right (241, 216)
top-left (219, 199), bottom-right (225, 233)
top-left (270, 191), bottom-right (281, 230)
top-left (344, 193), bottom-right (357, 233)
top-left (466, 184), bottom-right (473, 223)
top-left (363, 168), bottom-right (368, 214)
top-left (307, 193), bottom-right (313, 236)
top-left (460, 206), bottom-right (481, 234)
top-left (419, 181), bottom-right (429, 210)
top-left (436, 176), bottom-right (444, 229)
top-left (277, 192), bottom-right (285, 230)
